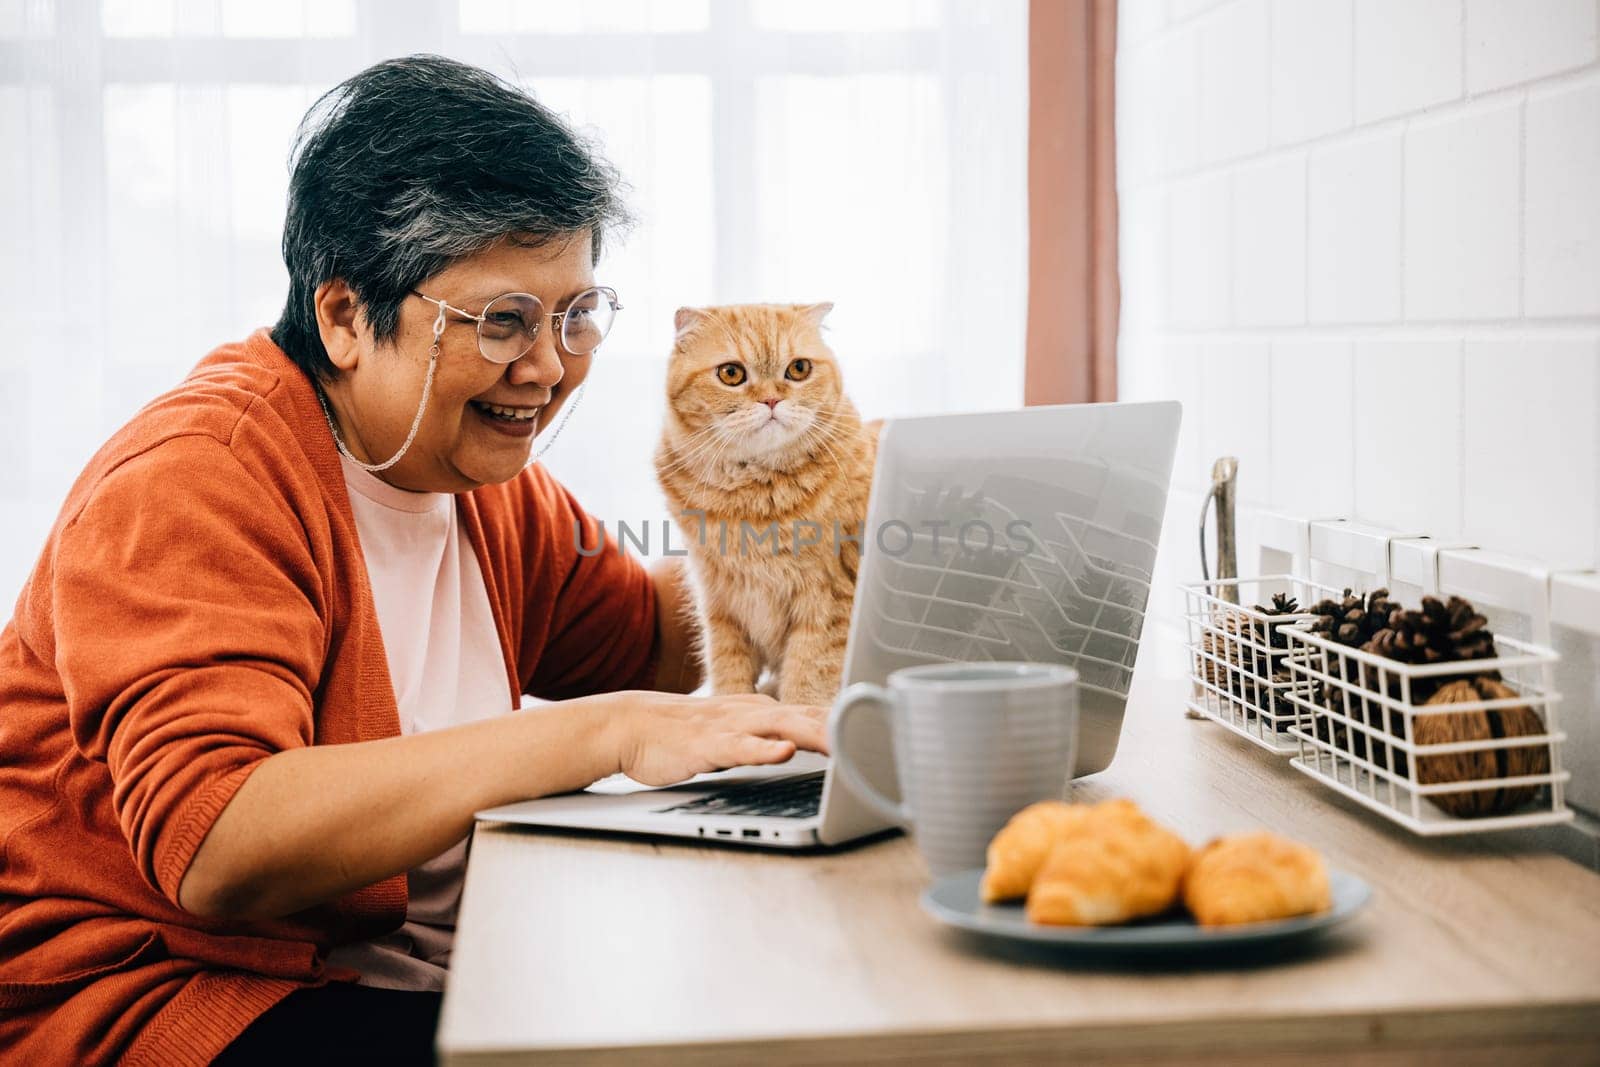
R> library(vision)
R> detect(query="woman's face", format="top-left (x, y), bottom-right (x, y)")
top-left (319, 233), bottom-right (598, 493)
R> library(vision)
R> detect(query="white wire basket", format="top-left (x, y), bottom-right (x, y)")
top-left (1283, 626), bottom-right (1572, 836)
top-left (1181, 576), bottom-right (1344, 754)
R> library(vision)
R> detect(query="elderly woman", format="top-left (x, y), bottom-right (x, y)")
top-left (0, 56), bottom-right (826, 1065)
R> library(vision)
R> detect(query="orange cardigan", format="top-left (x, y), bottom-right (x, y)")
top-left (0, 330), bottom-right (658, 1065)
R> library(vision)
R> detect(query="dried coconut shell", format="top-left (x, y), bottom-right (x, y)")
top-left (1413, 677), bottom-right (1550, 817)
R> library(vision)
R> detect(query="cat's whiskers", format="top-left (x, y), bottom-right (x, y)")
top-left (696, 426), bottom-right (749, 485)
top-left (656, 418), bottom-right (740, 476)
top-left (798, 410), bottom-right (858, 475)
top-left (800, 418), bottom-right (847, 475)
top-left (657, 427), bottom-right (737, 478)
top-left (655, 428), bottom-right (721, 472)
top-left (679, 410), bottom-right (763, 481)
top-left (660, 424), bottom-right (721, 462)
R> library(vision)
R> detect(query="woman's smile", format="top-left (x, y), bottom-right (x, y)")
top-left (469, 398), bottom-right (544, 437)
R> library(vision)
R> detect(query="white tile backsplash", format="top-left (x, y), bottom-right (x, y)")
top-left (1119, 0), bottom-right (1171, 47)
top-left (1353, 340), bottom-right (1464, 536)
top-left (1464, 0), bottom-right (1599, 93)
top-left (1168, 171), bottom-right (1232, 328)
top-left (1167, 341), bottom-right (1209, 493)
top-left (1463, 337), bottom-right (1600, 569)
top-left (1232, 152), bottom-right (1307, 326)
top-left (1171, 0), bottom-right (1227, 22)
top-left (1155, 25), bottom-right (1202, 176)
top-left (1353, 0), bottom-right (1464, 123)
top-left (1525, 78), bottom-right (1600, 317)
top-left (1198, 0), bottom-right (1270, 164)
top-left (1403, 99), bottom-right (1521, 320)
top-left (1199, 341), bottom-right (1272, 505)
top-left (1270, 0), bottom-right (1355, 145)
top-left (1119, 187), bottom-right (1170, 333)
top-left (1119, 0), bottom-right (1600, 816)
top-left (1269, 340), bottom-right (1356, 516)
top-left (1120, 0), bottom-right (1599, 567)
top-left (1116, 41), bottom-right (1159, 184)
top-left (1308, 129), bottom-right (1404, 322)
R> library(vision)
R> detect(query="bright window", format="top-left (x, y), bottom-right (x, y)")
top-left (1, 0), bottom-right (1025, 598)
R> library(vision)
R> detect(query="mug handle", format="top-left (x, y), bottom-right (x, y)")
top-left (828, 682), bottom-right (910, 827)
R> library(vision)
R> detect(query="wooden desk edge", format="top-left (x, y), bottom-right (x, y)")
top-left (441, 1000), bottom-right (1600, 1066)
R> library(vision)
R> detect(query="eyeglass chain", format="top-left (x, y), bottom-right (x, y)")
top-left (315, 301), bottom-right (587, 475)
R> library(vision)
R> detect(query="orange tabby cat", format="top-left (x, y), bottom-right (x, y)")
top-left (655, 303), bottom-right (878, 706)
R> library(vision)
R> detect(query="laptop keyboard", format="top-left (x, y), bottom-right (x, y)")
top-left (656, 772), bottom-right (824, 820)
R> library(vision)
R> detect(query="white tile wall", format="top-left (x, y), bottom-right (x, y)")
top-left (1462, 337), bottom-right (1600, 569)
top-left (1353, 0), bottom-right (1463, 123)
top-left (1120, 0), bottom-right (1171, 46)
top-left (1233, 153), bottom-right (1307, 325)
top-left (1120, 187), bottom-right (1170, 333)
top-left (1464, 0), bottom-right (1599, 93)
top-left (1308, 129), bottom-right (1403, 322)
top-left (1150, 24), bottom-right (1202, 177)
top-left (1352, 339), bottom-right (1464, 535)
top-left (1117, 0), bottom-right (1600, 681)
top-left (1199, 340), bottom-right (1272, 506)
top-left (1197, 0), bottom-right (1270, 164)
top-left (1268, 340), bottom-right (1355, 516)
top-left (1168, 171), bottom-right (1231, 327)
top-left (1270, 0), bottom-right (1354, 145)
top-left (1403, 99), bottom-right (1521, 320)
top-left (1171, 0), bottom-right (1228, 22)
top-left (1525, 78), bottom-right (1600, 317)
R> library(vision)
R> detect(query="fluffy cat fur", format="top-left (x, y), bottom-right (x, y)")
top-left (655, 303), bottom-right (878, 706)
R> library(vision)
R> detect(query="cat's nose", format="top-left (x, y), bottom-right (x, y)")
top-left (760, 398), bottom-right (781, 411)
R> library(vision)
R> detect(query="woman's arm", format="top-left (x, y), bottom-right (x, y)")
top-left (178, 691), bottom-right (824, 920)
top-left (649, 556), bottom-right (704, 694)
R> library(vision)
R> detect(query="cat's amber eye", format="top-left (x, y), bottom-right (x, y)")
top-left (716, 362), bottom-right (747, 386)
top-left (786, 358), bottom-right (812, 382)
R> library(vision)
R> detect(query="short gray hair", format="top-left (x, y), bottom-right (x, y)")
top-left (271, 54), bottom-right (631, 381)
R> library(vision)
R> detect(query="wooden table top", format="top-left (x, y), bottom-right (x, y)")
top-left (437, 674), bottom-right (1600, 1065)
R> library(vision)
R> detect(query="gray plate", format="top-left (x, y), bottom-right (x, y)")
top-left (921, 867), bottom-right (1371, 955)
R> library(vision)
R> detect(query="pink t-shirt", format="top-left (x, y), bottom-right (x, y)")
top-left (324, 452), bottom-right (513, 991)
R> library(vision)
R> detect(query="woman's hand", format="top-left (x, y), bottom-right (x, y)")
top-left (180, 689), bottom-right (828, 920)
top-left (602, 691), bottom-right (829, 787)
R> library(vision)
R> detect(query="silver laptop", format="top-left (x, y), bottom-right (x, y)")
top-left (476, 401), bottom-right (1181, 848)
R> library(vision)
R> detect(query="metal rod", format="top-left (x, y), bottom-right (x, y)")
top-left (1198, 456), bottom-right (1239, 604)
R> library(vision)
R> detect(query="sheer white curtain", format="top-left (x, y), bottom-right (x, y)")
top-left (1, 0), bottom-right (1026, 600)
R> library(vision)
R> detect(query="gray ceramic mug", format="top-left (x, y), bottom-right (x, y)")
top-left (829, 662), bottom-right (1080, 877)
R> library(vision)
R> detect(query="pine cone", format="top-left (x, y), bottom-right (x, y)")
top-left (1321, 594), bottom-right (1507, 772)
top-left (1307, 587), bottom-right (1401, 648)
top-left (1247, 593), bottom-right (1303, 723)
top-left (1255, 592), bottom-right (1301, 616)
top-left (1362, 596), bottom-right (1502, 705)
top-left (1306, 589), bottom-right (1403, 754)
top-left (1413, 678), bottom-right (1549, 817)
top-left (1196, 609), bottom-right (1251, 701)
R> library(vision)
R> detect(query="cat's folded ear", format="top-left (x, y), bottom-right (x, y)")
top-left (674, 306), bottom-right (710, 341)
top-left (797, 302), bottom-right (834, 328)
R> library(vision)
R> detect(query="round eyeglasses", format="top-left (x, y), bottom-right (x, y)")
top-left (410, 286), bottom-right (621, 363)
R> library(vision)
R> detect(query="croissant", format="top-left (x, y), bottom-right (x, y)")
top-left (1182, 832), bottom-right (1332, 926)
top-left (1024, 799), bottom-right (1191, 926)
top-left (979, 801), bottom-right (1092, 903)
